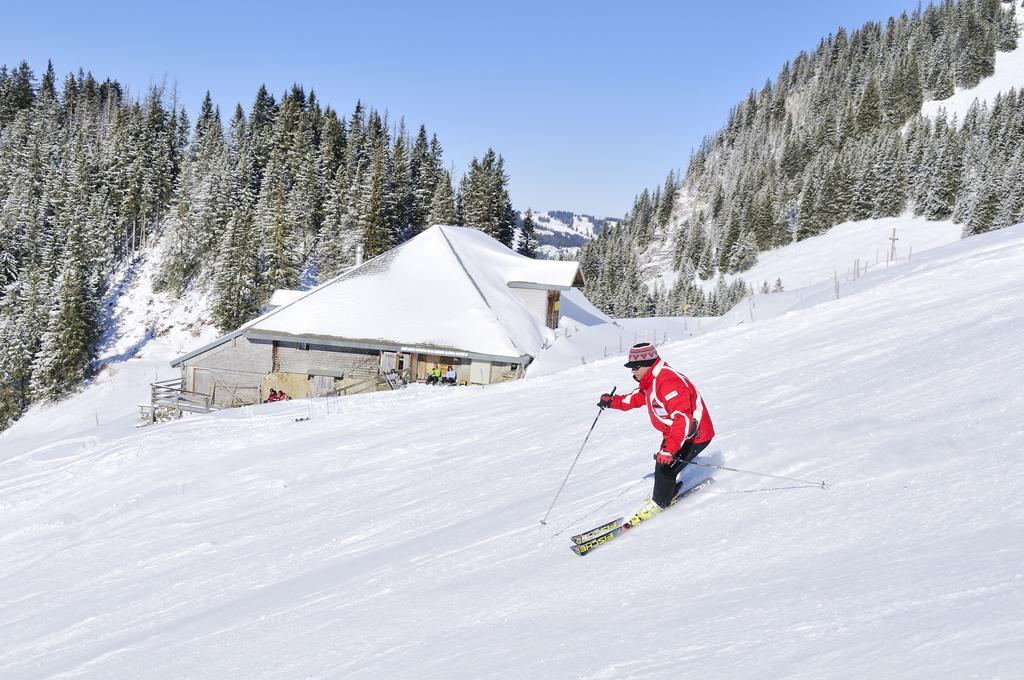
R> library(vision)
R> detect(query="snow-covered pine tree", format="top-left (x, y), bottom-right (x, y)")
top-left (158, 92), bottom-right (231, 293)
top-left (29, 243), bottom-right (97, 401)
top-left (518, 208), bottom-right (538, 258)
top-left (456, 149), bottom-right (515, 247)
top-left (427, 169), bottom-right (456, 226)
top-left (992, 147), bottom-right (1024, 229)
top-left (997, 3), bottom-right (1018, 51)
top-left (0, 269), bottom-right (46, 428)
top-left (965, 168), bottom-right (1002, 235)
top-left (360, 136), bottom-right (395, 258)
top-left (409, 124), bottom-right (434, 233)
top-left (287, 104), bottom-right (323, 266)
top-left (211, 130), bottom-right (261, 331)
top-left (873, 131), bottom-right (907, 217)
top-left (727, 228), bottom-right (758, 273)
top-left (389, 120), bottom-right (414, 241)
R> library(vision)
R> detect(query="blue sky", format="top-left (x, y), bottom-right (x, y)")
top-left (4, 0), bottom-right (926, 218)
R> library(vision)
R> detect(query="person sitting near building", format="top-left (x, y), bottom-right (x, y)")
top-left (266, 389), bottom-right (280, 403)
top-left (427, 365), bottom-right (442, 385)
top-left (443, 366), bottom-right (457, 385)
top-left (278, 390), bottom-right (291, 400)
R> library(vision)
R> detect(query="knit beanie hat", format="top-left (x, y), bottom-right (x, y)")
top-left (624, 342), bottom-right (659, 368)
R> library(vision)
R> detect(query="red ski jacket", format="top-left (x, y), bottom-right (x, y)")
top-left (609, 358), bottom-right (715, 453)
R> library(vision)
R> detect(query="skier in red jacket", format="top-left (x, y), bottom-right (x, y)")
top-left (598, 342), bottom-right (715, 524)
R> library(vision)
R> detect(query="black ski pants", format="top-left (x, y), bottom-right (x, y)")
top-left (652, 439), bottom-right (711, 508)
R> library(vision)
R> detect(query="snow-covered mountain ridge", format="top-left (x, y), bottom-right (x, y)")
top-left (2, 221), bottom-right (1022, 678)
top-left (518, 209), bottom-right (617, 258)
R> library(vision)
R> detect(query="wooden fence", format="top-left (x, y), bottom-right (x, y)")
top-left (140, 378), bottom-right (218, 424)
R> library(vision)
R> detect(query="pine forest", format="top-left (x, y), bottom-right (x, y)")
top-left (580, 0), bottom-right (1023, 317)
top-left (0, 67), bottom-right (515, 428)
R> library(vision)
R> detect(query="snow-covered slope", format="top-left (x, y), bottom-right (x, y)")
top-left (2, 223), bottom-right (1023, 678)
top-left (708, 213), bottom-right (962, 292)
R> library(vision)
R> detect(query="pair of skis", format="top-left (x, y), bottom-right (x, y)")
top-left (569, 478), bottom-right (715, 556)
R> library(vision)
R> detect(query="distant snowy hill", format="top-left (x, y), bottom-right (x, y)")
top-left (3, 221), bottom-right (1023, 679)
top-left (516, 210), bottom-right (617, 259)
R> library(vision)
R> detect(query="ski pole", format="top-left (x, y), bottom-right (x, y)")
top-left (539, 386), bottom-right (616, 525)
top-left (683, 459), bottom-right (827, 488)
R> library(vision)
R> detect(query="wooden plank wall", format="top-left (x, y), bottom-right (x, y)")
top-left (183, 337), bottom-right (381, 405)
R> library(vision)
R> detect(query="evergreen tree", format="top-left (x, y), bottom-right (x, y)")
top-left (409, 124), bottom-right (435, 234)
top-left (715, 212), bottom-right (737, 270)
top-left (256, 143), bottom-right (299, 291)
top-left (965, 171), bottom-right (1001, 235)
top-left (727, 228), bottom-right (758, 272)
top-left (656, 169), bottom-right (677, 226)
top-left (390, 121), bottom-right (414, 240)
top-left (921, 130), bottom-right (962, 219)
top-left (318, 162), bottom-right (357, 277)
top-left (457, 149), bottom-right (515, 246)
top-left (287, 105), bottom-right (322, 263)
top-left (993, 148), bottom-right (1024, 229)
top-left (211, 134), bottom-right (261, 330)
top-left (0, 270), bottom-right (46, 428)
top-left (427, 169), bottom-right (456, 225)
top-left (997, 4), bottom-right (1018, 52)
top-left (874, 132), bottom-right (907, 217)
top-left (518, 209), bottom-right (538, 257)
top-left (29, 249), bottom-right (96, 401)
top-left (360, 138), bottom-right (395, 258)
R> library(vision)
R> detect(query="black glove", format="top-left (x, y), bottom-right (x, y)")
top-left (597, 393), bottom-right (614, 409)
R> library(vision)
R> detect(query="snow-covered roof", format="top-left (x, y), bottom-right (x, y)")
top-left (175, 225), bottom-right (582, 365)
top-left (267, 289), bottom-right (306, 308)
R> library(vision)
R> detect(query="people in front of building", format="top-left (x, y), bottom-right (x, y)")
top-left (444, 366), bottom-right (457, 385)
top-left (427, 365), bottom-right (442, 385)
top-left (266, 389), bottom-right (279, 403)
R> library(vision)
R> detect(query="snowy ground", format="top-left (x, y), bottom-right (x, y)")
top-left (2, 221), bottom-right (1023, 679)
top-left (716, 214), bottom-right (962, 292)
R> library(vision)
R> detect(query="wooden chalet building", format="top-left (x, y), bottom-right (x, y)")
top-left (170, 225), bottom-right (584, 407)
